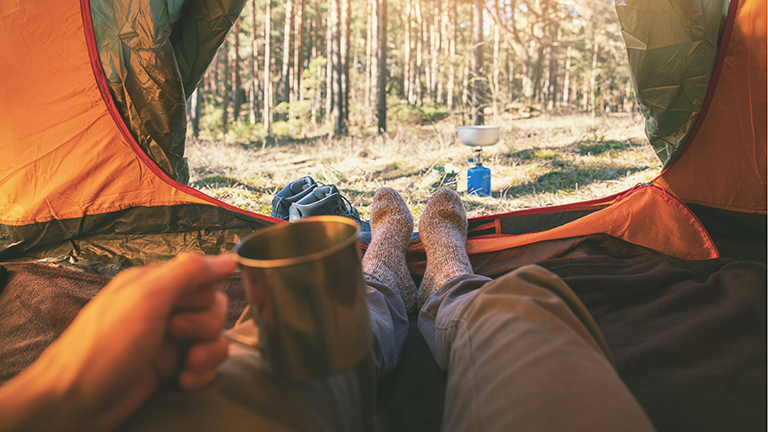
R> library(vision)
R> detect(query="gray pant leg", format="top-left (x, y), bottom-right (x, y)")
top-left (418, 265), bottom-right (656, 432)
top-left (120, 281), bottom-right (407, 432)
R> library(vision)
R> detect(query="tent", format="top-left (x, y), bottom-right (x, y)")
top-left (0, 0), bottom-right (765, 430)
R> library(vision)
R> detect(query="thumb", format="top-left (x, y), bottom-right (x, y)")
top-left (147, 253), bottom-right (237, 307)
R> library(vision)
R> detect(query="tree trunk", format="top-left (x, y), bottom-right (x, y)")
top-left (232, 18), bottom-right (241, 121)
top-left (403, 0), bottom-right (412, 103)
top-left (492, 11), bottom-right (500, 117)
top-left (376, 0), bottom-right (387, 132)
top-left (414, 0), bottom-right (423, 105)
top-left (581, 69), bottom-right (588, 111)
top-left (293, 0), bottom-right (305, 102)
top-left (221, 35), bottom-right (230, 133)
top-left (325, 0), bottom-right (334, 124)
top-left (249, 0), bottom-right (259, 124)
top-left (589, 32), bottom-right (599, 119)
top-left (340, 0), bottom-right (350, 130)
top-left (506, 42), bottom-right (514, 103)
top-left (365, 6), bottom-right (372, 122)
top-left (263, 0), bottom-right (272, 132)
top-left (461, 54), bottom-right (469, 108)
top-left (547, 31), bottom-right (558, 111)
top-left (282, 0), bottom-right (294, 105)
top-left (191, 82), bottom-right (202, 138)
top-left (429, 1), bottom-right (440, 102)
top-left (311, 3), bottom-right (320, 124)
top-left (369, 0), bottom-right (378, 121)
top-left (624, 79), bottom-right (633, 113)
top-left (436, 4), bottom-right (447, 105)
top-left (446, 0), bottom-right (456, 110)
top-left (562, 45), bottom-right (571, 105)
top-left (470, 0), bottom-right (484, 125)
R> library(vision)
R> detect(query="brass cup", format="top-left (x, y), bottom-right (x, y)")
top-left (232, 216), bottom-right (372, 382)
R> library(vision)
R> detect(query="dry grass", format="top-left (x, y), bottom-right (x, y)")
top-left (187, 112), bottom-right (661, 227)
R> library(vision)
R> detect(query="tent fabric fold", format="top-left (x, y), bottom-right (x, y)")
top-left (90, 0), bottom-right (248, 184)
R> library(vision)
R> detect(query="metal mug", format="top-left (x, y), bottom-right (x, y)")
top-left (231, 216), bottom-right (373, 382)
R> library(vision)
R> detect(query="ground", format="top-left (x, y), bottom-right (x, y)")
top-left (187, 112), bottom-right (661, 228)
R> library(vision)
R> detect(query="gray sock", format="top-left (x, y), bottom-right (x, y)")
top-left (418, 188), bottom-right (473, 307)
top-left (362, 188), bottom-right (419, 315)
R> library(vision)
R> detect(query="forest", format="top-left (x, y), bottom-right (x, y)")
top-left (187, 0), bottom-right (636, 140)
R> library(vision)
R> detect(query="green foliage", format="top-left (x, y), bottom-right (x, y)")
top-left (578, 140), bottom-right (626, 155)
top-left (271, 121), bottom-right (292, 136)
top-left (203, 105), bottom-right (224, 138)
top-left (390, 104), bottom-right (451, 125)
top-left (225, 121), bottom-right (265, 142)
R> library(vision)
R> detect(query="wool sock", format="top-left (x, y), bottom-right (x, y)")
top-left (362, 188), bottom-right (419, 315)
top-left (418, 188), bottom-right (473, 307)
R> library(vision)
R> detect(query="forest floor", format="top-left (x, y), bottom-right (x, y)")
top-left (187, 111), bottom-right (661, 227)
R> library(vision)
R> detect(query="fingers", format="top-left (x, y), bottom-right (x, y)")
top-left (169, 292), bottom-right (228, 340)
top-left (148, 253), bottom-right (237, 305)
top-left (177, 339), bottom-right (229, 390)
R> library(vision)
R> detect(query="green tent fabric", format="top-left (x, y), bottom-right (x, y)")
top-left (91, 0), bottom-right (248, 183)
top-left (617, 0), bottom-right (729, 166)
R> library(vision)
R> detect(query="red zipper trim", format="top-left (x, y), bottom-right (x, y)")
top-left (658, 0), bottom-right (740, 176)
top-left (468, 190), bottom-right (618, 223)
top-left (79, 0), bottom-right (281, 225)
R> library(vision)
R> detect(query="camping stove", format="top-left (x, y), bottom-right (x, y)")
top-left (457, 126), bottom-right (500, 197)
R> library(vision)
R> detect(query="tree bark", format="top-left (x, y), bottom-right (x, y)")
top-left (191, 81), bottom-right (202, 138)
top-left (233, 18), bottom-right (241, 121)
top-left (403, 0), bottom-right (412, 103)
top-left (369, 0), bottom-right (378, 121)
top-left (547, 26), bottom-right (558, 111)
top-left (461, 54), bottom-right (469, 108)
top-left (293, 0), bottom-right (306, 102)
top-left (414, 0), bottom-right (423, 105)
top-left (506, 42), bottom-right (514, 103)
top-left (311, 3), bottom-right (320, 124)
top-left (470, 0), bottom-right (484, 125)
top-left (376, 0), bottom-right (387, 132)
top-left (365, 6), bottom-right (372, 122)
top-left (221, 35), bottom-right (230, 133)
top-left (340, 0), bottom-right (351, 130)
top-left (624, 79), bottom-right (633, 113)
top-left (429, 1), bottom-right (440, 102)
top-left (249, 0), bottom-right (259, 124)
top-left (492, 8), bottom-right (500, 117)
top-left (325, 0), bottom-right (334, 123)
top-left (446, 0), bottom-right (456, 110)
top-left (263, 0), bottom-right (272, 132)
top-left (282, 0), bottom-right (294, 104)
top-left (590, 32), bottom-right (599, 119)
top-left (562, 45), bottom-right (572, 105)
top-left (436, 3), bottom-right (448, 105)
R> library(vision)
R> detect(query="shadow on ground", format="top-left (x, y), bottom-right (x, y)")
top-left (497, 162), bottom-right (647, 198)
top-left (190, 175), bottom-right (275, 195)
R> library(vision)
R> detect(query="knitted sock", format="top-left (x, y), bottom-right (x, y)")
top-left (362, 188), bottom-right (419, 315)
top-left (418, 188), bottom-right (473, 307)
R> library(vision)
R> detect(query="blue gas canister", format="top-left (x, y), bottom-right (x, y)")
top-left (467, 162), bottom-right (491, 196)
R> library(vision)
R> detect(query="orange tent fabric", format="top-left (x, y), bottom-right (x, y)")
top-left (657, 0), bottom-right (767, 214)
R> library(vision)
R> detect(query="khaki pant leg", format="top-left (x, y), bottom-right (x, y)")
top-left (419, 265), bottom-right (656, 432)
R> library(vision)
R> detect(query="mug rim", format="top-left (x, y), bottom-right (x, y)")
top-left (233, 216), bottom-right (361, 268)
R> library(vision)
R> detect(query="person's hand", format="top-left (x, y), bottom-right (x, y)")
top-left (0, 253), bottom-right (237, 432)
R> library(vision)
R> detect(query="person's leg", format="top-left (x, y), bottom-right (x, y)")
top-left (121, 189), bottom-right (414, 432)
top-left (417, 189), bottom-right (655, 432)
top-left (361, 187), bottom-right (415, 378)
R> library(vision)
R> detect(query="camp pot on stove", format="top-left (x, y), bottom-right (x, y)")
top-left (229, 216), bottom-right (372, 382)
